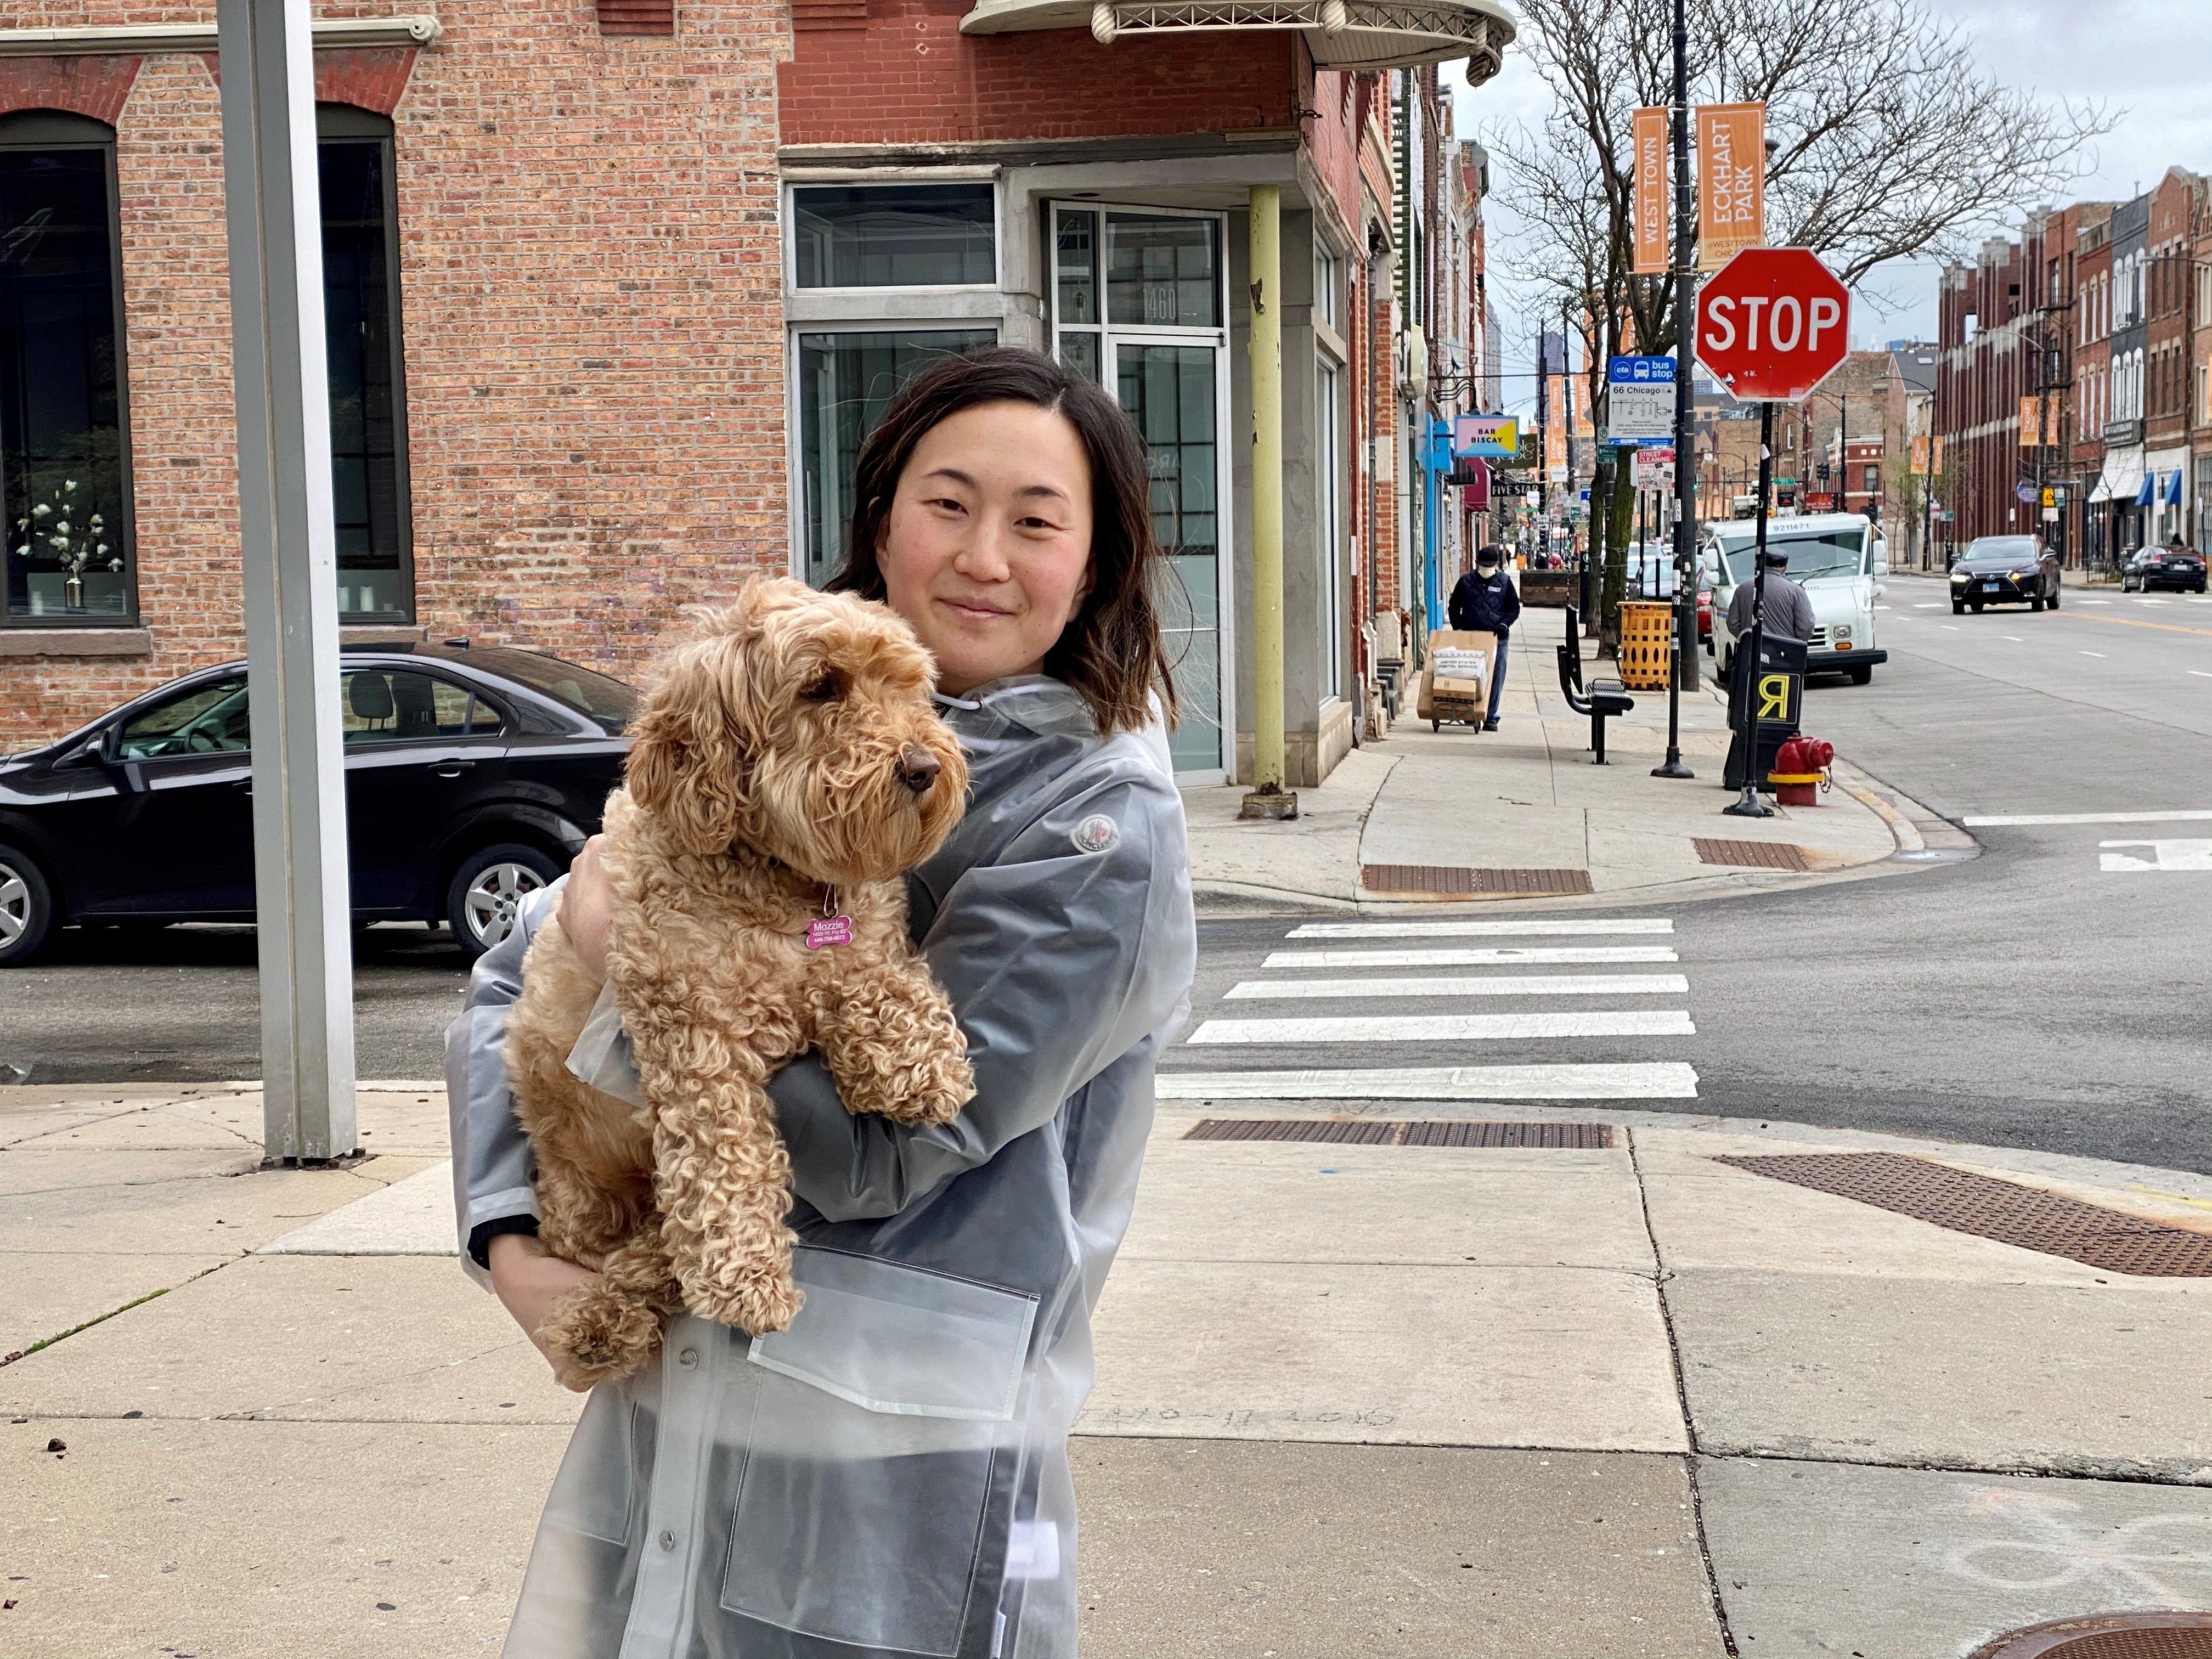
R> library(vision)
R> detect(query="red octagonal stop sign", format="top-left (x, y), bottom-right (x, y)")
top-left (1694, 247), bottom-right (1851, 403)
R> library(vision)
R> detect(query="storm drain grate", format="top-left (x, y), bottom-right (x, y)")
top-left (1693, 838), bottom-right (1812, 871)
top-left (1717, 1153), bottom-right (2212, 1277)
top-left (1361, 864), bottom-right (1596, 896)
top-left (1187, 1118), bottom-right (1615, 1149)
top-left (1968, 1611), bottom-right (2212, 1658)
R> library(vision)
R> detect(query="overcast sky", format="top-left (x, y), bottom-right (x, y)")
top-left (1444, 0), bottom-right (2212, 418)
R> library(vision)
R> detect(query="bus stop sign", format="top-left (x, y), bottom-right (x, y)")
top-left (1694, 248), bottom-right (1850, 403)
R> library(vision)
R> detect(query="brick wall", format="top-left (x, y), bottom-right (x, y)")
top-left (2, 0), bottom-right (789, 746)
top-left (778, 3), bottom-right (1295, 146)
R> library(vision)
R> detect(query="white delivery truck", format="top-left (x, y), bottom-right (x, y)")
top-left (1702, 511), bottom-right (1889, 686)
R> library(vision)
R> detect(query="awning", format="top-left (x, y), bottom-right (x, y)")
top-left (2137, 472), bottom-right (2157, 508)
top-left (2168, 469), bottom-right (2186, 507)
top-left (2089, 447), bottom-right (2145, 505)
top-left (959, 0), bottom-right (1516, 75)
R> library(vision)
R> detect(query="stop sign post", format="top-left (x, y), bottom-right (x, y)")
top-left (1693, 249), bottom-right (1852, 818)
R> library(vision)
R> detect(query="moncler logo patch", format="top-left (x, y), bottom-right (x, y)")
top-left (1071, 814), bottom-right (1120, 855)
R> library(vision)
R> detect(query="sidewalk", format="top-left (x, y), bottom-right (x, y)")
top-left (8, 1078), bottom-right (2212, 1657)
top-left (1184, 605), bottom-right (1970, 913)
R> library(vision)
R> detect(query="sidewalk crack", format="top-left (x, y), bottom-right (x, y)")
top-left (1626, 1124), bottom-right (1741, 1657)
top-left (216, 1336), bottom-right (534, 1420)
top-left (0, 1260), bottom-right (235, 1369)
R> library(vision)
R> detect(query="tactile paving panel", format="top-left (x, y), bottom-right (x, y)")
top-left (1361, 865), bottom-right (1596, 895)
top-left (1186, 1119), bottom-right (1616, 1149)
top-left (1692, 838), bottom-right (1812, 871)
top-left (1717, 1153), bottom-right (2212, 1277)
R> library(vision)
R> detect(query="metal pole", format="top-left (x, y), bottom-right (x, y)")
top-left (218, 0), bottom-right (358, 1160)
top-left (1240, 183), bottom-right (1294, 816)
top-left (1723, 402), bottom-right (1777, 818)
top-left (1656, 0), bottom-right (1699, 772)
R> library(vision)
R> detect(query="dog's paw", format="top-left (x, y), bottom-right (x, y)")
top-left (883, 1051), bottom-right (975, 1127)
top-left (541, 1282), bottom-right (667, 1386)
top-left (684, 1268), bottom-right (804, 1337)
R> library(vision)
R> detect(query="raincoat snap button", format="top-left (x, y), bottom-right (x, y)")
top-left (676, 1347), bottom-right (699, 1369)
top-left (657, 1529), bottom-right (677, 1551)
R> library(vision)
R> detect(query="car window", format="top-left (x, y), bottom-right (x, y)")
top-left (431, 678), bottom-right (506, 737)
top-left (343, 670), bottom-right (491, 744)
top-left (463, 648), bottom-right (636, 735)
top-left (116, 678), bottom-right (251, 759)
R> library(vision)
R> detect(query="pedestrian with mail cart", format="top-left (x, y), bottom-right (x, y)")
top-left (1447, 545), bottom-right (1522, 731)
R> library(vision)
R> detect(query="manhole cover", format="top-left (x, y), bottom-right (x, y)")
top-left (1968, 1611), bottom-right (2212, 1657)
top-left (1717, 1153), bottom-right (2212, 1276)
top-left (1362, 865), bottom-right (1595, 895)
top-left (1186, 1119), bottom-right (1615, 1149)
top-left (1693, 838), bottom-right (1812, 871)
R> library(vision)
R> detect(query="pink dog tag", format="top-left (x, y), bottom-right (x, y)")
top-left (806, 915), bottom-right (853, 950)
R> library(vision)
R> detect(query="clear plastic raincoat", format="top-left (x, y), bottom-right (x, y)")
top-left (445, 676), bottom-right (1195, 1659)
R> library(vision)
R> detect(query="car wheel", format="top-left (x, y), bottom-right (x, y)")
top-left (444, 842), bottom-right (563, 960)
top-left (1848, 666), bottom-right (1874, 686)
top-left (2047, 582), bottom-right (2061, 610)
top-left (1952, 601), bottom-right (1966, 614)
top-left (2030, 592), bottom-right (2044, 612)
top-left (1970, 602), bottom-right (1984, 612)
top-left (0, 846), bottom-right (57, 968)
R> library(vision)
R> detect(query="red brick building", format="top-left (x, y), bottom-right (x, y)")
top-left (2, 0), bottom-right (1513, 789)
top-left (2, 0), bottom-right (790, 745)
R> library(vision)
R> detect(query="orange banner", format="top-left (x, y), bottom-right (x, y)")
top-left (1696, 102), bottom-right (1765, 270)
top-left (1931, 435), bottom-right (1945, 473)
top-left (2018, 394), bottom-right (2042, 447)
top-left (1633, 106), bottom-right (1669, 274)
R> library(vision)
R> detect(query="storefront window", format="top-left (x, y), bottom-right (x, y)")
top-left (1106, 216), bottom-right (1221, 329)
top-left (1, 112), bottom-right (134, 625)
top-left (796, 329), bottom-right (995, 589)
top-left (319, 106), bottom-right (412, 620)
top-left (792, 185), bottom-right (996, 289)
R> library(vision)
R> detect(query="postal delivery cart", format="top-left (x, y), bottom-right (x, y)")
top-left (1417, 629), bottom-right (1502, 731)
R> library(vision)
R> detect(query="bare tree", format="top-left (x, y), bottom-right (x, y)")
top-left (1486, 0), bottom-right (2112, 638)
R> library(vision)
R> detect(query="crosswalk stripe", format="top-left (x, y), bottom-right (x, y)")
top-left (1224, 973), bottom-right (1690, 1001)
top-left (1285, 918), bottom-right (1673, 939)
top-left (1155, 1062), bottom-right (1700, 1100)
top-left (1187, 1010), bottom-right (1696, 1045)
top-left (1265, 945), bottom-right (1679, 968)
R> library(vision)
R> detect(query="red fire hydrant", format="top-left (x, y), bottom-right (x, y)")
top-left (1768, 736), bottom-right (1834, 806)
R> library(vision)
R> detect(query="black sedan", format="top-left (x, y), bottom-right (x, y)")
top-left (2121, 545), bottom-right (2209, 594)
top-left (0, 642), bottom-right (633, 966)
top-left (1949, 535), bottom-right (2062, 613)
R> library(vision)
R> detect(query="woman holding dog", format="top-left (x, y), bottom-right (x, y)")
top-left (447, 347), bottom-right (1198, 1659)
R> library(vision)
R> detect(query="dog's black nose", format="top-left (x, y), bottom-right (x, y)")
top-left (898, 746), bottom-right (941, 794)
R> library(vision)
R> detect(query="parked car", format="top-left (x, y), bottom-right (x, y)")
top-left (2120, 544), bottom-right (2209, 594)
top-left (1949, 535), bottom-right (2061, 613)
top-left (0, 641), bottom-right (634, 966)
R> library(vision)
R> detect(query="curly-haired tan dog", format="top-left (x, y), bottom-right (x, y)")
top-left (503, 579), bottom-right (974, 1388)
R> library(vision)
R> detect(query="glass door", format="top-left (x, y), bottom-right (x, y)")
top-left (1051, 204), bottom-right (1229, 780)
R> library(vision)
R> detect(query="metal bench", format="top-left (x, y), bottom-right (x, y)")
top-left (1555, 605), bottom-right (1635, 764)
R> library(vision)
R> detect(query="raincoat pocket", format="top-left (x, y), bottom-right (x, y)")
top-left (720, 1247), bottom-right (1038, 1656)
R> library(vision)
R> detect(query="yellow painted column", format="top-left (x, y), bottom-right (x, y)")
top-left (1242, 182), bottom-right (1295, 816)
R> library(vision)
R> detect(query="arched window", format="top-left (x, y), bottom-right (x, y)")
top-left (1, 110), bottom-right (136, 626)
top-left (318, 103), bottom-right (413, 621)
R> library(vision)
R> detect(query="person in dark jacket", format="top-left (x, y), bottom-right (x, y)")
top-left (1446, 544), bottom-right (1521, 731)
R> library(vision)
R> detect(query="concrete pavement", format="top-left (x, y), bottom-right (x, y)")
top-left (9, 1078), bottom-right (2212, 1656)
top-left (1183, 604), bottom-right (1955, 914)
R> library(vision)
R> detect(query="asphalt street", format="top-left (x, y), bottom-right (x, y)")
top-left (1175, 571), bottom-right (2212, 1173)
top-left (5, 569), bottom-right (2208, 1174)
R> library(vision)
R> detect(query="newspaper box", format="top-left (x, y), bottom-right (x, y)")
top-left (1418, 629), bottom-right (1500, 727)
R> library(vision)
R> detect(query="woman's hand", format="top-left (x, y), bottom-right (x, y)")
top-left (558, 835), bottom-right (614, 982)
top-left (488, 1232), bottom-right (601, 1392)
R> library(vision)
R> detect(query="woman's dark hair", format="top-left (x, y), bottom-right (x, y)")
top-left (827, 346), bottom-right (1178, 736)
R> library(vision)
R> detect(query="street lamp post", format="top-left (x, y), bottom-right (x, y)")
top-left (1654, 0), bottom-right (1700, 778)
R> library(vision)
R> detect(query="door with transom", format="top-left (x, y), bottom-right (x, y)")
top-left (1049, 204), bottom-right (1232, 782)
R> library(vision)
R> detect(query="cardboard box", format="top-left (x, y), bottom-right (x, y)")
top-left (1417, 629), bottom-right (1500, 724)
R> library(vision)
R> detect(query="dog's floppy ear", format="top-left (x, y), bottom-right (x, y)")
top-left (624, 623), bottom-right (757, 857)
